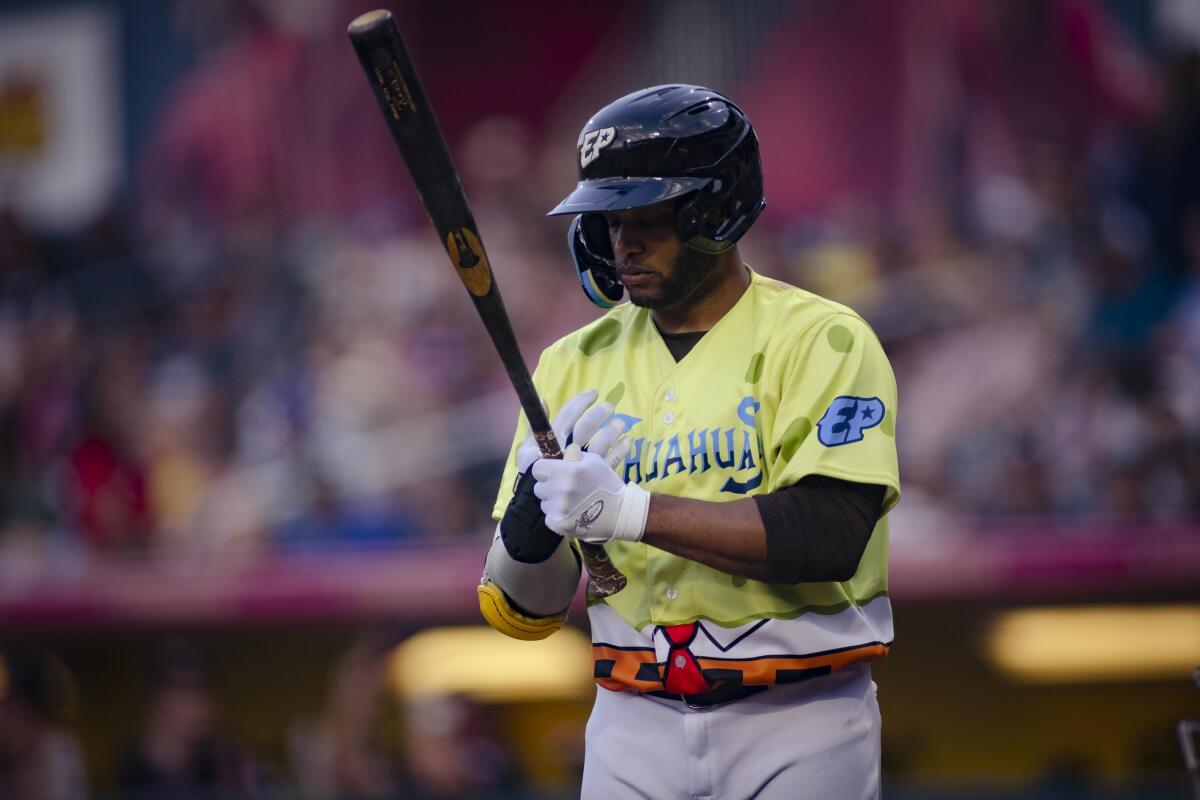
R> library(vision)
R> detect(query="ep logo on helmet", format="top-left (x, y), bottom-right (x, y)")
top-left (580, 126), bottom-right (616, 168)
top-left (818, 396), bottom-right (885, 447)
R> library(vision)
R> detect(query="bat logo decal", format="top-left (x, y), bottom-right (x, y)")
top-left (451, 230), bottom-right (479, 267)
top-left (575, 499), bottom-right (604, 534)
top-left (445, 227), bottom-right (492, 297)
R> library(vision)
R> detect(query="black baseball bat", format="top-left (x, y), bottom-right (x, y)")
top-left (347, 9), bottom-right (626, 597)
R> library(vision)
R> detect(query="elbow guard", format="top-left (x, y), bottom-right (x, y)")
top-left (477, 522), bottom-right (581, 641)
top-left (477, 580), bottom-right (567, 641)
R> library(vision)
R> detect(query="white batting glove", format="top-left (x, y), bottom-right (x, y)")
top-left (531, 445), bottom-right (650, 544)
top-left (515, 389), bottom-right (630, 475)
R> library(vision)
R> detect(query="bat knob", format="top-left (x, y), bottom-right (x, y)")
top-left (348, 9), bottom-right (392, 35)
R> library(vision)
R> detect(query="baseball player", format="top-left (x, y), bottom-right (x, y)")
top-left (478, 85), bottom-right (900, 799)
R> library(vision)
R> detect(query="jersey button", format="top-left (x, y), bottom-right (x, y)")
top-left (664, 388), bottom-right (675, 402)
top-left (663, 411), bottom-right (675, 425)
top-left (666, 586), bottom-right (679, 601)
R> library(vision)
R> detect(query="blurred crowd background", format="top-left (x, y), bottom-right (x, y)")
top-left (3, 0), bottom-right (1200, 563)
top-left (1, 0), bottom-right (1198, 798)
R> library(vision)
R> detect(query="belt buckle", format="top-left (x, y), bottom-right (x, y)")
top-left (679, 683), bottom-right (762, 708)
top-left (680, 683), bottom-right (720, 709)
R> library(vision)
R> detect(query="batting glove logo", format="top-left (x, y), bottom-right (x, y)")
top-left (580, 127), bottom-right (616, 169)
top-left (574, 499), bottom-right (605, 535)
top-left (817, 396), bottom-right (885, 447)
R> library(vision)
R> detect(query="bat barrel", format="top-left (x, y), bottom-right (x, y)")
top-left (348, 10), bottom-right (623, 596)
top-left (347, 10), bottom-right (553, 437)
top-left (348, 10), bottom-right (470, 244)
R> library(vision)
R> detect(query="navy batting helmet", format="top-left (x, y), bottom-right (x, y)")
top-left (548, 84), bottom-right (766, 308)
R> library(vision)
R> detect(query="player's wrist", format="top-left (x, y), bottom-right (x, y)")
top-left (611, 482), bottom-right (649, 542)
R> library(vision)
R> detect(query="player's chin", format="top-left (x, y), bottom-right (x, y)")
top-left (621, 275), bottom-right (662, 301)
top-left (625, 285), bottom-right (667, 308)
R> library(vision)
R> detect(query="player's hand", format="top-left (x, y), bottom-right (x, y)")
top-left (515, 389), bottom-right (629, 475)
top-left (531, 445), bottom-right (650, 544)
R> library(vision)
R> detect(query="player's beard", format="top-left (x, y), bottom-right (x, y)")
top-left (625, 247), bottom-right (722, 311)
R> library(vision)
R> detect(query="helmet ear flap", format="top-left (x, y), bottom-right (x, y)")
top-left (569, 214), bottom-right (624, 308)
top-left (674, 142), bottom-right (765, 254)
top-left (676, 181), bottom-right (729, 254)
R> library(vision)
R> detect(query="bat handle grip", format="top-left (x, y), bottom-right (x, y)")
top-left (533, 429), bottom-right (563, 461)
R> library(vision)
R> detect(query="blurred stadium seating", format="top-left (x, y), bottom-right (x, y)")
top-left (0, 0), bottom-right (1197, 797)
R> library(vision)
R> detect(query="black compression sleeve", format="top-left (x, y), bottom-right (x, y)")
top-left (752, 476), bottom-right (886, 584)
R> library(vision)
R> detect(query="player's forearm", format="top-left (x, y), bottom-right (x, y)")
top-left (640, 495), bottom-right (771, 581)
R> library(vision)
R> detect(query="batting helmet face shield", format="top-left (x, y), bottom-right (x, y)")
top-left (550, 84), bottom-right (766, 307)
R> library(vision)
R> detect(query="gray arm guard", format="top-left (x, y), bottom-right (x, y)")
top-left (482, 524), bottom-right (582, 617)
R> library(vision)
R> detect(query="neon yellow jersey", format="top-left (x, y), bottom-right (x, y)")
top-left (492, 268), bottom-right (900, 691)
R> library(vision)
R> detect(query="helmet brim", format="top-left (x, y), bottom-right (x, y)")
top-left (547, 176), bottom-right (712, 216)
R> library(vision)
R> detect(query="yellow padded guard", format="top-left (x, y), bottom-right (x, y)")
top-left (477, 581), bottom-right (565, 641)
